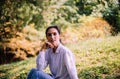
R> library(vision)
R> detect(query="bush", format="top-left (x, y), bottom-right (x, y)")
top-left (79, 66), bottom-right (111, 79)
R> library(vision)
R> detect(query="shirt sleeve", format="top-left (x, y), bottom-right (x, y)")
top-left (64, 50), bottom-right (78, 79)
top-left (36, 51), bottom-right (48, 71)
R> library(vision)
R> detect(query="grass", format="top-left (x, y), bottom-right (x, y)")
top-left (69, 35), bottom-right (120, 79)
top-left (0, 57), bottom-right (36, 79)
top-left (0, 35), bottom-right (120, 79)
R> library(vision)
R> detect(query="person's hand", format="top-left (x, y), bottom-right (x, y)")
top-left (40, 42), bottom-right (54, 51)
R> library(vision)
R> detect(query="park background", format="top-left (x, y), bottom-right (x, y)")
top-left (0, 0), bottom-right (120, 79)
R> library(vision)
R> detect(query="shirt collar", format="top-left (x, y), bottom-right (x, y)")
top-left (51, 43), bottom-right (62, 54)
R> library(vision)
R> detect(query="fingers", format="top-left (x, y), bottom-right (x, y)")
top-left (40, 42), bottom-right (54, 51)
top-left (46, 42), bottom-right (54, 48)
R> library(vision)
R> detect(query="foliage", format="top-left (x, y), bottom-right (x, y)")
top-left (0, 0), bottom-right (43, 28)
top-left (0, 0), bottom-right (79, 28)
top-left (1, 35), bottom-right (120, 79)
top-left (0, 0), bottom-right (45, 64)
top-left (36, 0), bottom-right (79, 27)
top-left (0, 16), bottom-right (112, 64)
top-left (0, 0), bottom-right (80, 42)
top-left (75, 0), bottom-right (96, 15)
top-left (0, 0), bottom-right (44, 43)
top-left (0, 0), bottom-right (120, 78)
top-left (101, 0), bottom-right (120, 33)
top-left (75, 0), bottom-right (120, 33)
top-left (0, 22), bottom-right (21, 42)
top-left (0, 0), bottom-right (119, 38)
top-left (0, 25), bottom-right (43, 64)
top-left (61, 16), bottom-right (112, 44)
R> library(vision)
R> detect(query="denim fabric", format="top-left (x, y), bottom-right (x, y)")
top-left (27, 68), bottom-right (54, 79)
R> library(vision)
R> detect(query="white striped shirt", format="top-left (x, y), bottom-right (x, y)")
top-left (36, 43), bottom-right (78, 79)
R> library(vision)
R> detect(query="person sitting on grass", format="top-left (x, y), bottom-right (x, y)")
top-left (27, 25), bottom-right (78, 79)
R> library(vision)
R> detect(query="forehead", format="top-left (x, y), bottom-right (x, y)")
top-left (47, 28), bottom-right (58, 33)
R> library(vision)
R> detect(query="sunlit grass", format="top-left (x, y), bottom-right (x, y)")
top-left (67, 35), bottom-right (120, 79)
top-left (0, 57), bottom-right (36, 79)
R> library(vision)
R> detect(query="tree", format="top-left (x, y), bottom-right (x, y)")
top-left (75, 0), bottom-right (120, 33)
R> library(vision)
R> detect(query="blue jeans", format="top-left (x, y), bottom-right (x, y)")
top-left (27, 68), bottom-right (54, 79)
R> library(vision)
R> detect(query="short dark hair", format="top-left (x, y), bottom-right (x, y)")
top-left (45, 25), bottom-right (61, 36)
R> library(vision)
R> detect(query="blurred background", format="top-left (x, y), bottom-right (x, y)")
top-left (0, 0), bottom-right (120, 79)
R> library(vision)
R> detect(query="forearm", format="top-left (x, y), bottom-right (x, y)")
top-left (67, 65), bottom-right (78, 79)
top-left (36, 51), bottom-right (48, 71)
top-left (65, 52), bottom-right (78, 79)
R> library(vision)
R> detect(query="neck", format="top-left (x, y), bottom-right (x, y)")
top-left (53, 48), bottom-right (57, 53)
top-left (52, 42), bottom-right (60, 53)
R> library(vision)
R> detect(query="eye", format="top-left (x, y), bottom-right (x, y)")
top-left (53, 33), bottom-right (57, 36)
top-left (47, 33), bottom-right (52, 36)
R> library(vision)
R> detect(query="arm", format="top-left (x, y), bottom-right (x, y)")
top-left (64, 50), bottom-right (78, 79)
top-left (36, 51), bottom-right (48, 71)
top-left (36, 42), bottom-right (52, 71)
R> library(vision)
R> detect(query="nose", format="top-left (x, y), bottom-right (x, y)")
top-left (51, 34), bottom-right (54, 39)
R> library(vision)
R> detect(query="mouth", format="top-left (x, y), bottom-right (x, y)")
top-left (50, 39), bottom-right (56, 42)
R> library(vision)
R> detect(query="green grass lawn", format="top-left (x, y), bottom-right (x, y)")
top-left (0, 35), bottom-right (120, 79)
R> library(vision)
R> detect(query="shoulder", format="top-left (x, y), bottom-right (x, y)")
top-left (37, 48), bottom-right (51, 58)
top-left (60, 44), bottom-right (70, 52)
top-left (60, 44), bottom-right (73, 56)
top-left (45, 48), bottom-right (52, 55)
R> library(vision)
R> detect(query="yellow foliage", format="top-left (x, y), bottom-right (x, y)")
top-left (61, 17), bottom-right (112, 44)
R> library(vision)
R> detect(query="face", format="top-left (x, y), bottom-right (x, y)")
top-left (46, 28), bottom-right (60, 47)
